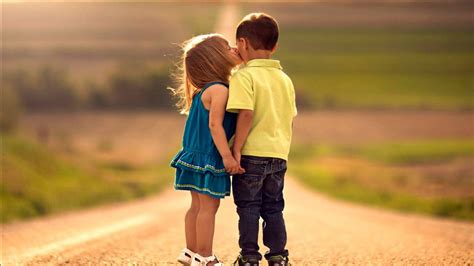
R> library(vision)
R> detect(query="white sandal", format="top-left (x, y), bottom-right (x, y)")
top-left (191, 253), bottom-right (224, 266)
top-left (177, 248), bottom-right (195, 265)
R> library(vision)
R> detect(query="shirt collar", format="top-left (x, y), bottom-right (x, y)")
top-left (246, 59), bottom-right (282, 69)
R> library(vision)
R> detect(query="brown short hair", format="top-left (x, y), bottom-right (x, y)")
top-left (236, 13), bottom-right (279, 51)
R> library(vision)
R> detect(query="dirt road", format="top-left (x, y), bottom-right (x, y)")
top-left (2, 176), bottom-right (473, 265)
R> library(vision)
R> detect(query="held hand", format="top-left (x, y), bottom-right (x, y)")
top-left (232, 150), bottom-right (242, 165)
top-left (223, 154), bottom-right (245, 175)
top-left (232, 150), bottom-right (245, 175)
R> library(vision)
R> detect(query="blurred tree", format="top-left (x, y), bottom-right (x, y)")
top-left (105, 63), bottom-right (173, 110)
top-left (85, 80), bottom-right (109, 109)
top-left (0, 85), bottom-right (23, 133)
top-left (4, 63), bottom-right (174, 111)
top-left (4, 66), bottom-right (79, 111)
top-left (34, 66), bottom-right (78, 110)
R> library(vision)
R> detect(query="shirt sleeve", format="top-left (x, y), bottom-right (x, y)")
top-left (226, 71), bottom-right (254, 113)
top-left (292, 83), bottom-right (298, 117)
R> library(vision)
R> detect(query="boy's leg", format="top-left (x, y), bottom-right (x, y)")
top-left (232, 156), bottom-right (268, 261)
top-left (261, 159), bottom-right (289, 260)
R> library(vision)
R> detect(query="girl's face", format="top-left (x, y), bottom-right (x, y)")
top-left (224, 41), bottom-right (243, 66)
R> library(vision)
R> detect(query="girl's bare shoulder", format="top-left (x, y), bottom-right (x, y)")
top-left (202, 84), bottom-right (229, 98)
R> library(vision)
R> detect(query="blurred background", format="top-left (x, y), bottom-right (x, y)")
top-left (1, 0), bottom-right (473, 224)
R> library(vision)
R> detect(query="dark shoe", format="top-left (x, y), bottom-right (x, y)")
top-left (233, 255), bottom-right (259, 266)
top-left (267, 255), bottom-right (290, 266)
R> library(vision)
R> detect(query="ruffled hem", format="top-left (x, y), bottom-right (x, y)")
top-left (170, 148), bottom-right (227, 177)
top-left (174, 184), bottom-right (231, 199)
top-left (174, 168), bottom-right (231, 199)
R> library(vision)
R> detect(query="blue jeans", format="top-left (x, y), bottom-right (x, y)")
top-left (232, 155), bottom-right (289, 261)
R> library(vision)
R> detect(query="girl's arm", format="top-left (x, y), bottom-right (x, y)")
top-left (207, 85), bottom-right (244, 175)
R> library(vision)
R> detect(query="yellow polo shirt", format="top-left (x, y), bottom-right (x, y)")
top-left (226, 59), bottom-right (297, 160)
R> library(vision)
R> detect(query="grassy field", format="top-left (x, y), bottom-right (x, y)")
top-left (0, 111), bottom-right (187, 223)
top-left (4, 2), bottom-right (473, 110)
top-left (278, 28), bottom-right (473, 109)
top-left (1, 133), bottom-right (174, 223)
top-left (289, 139), bottom-right (474, 220)
top-left (6, 111), bottom-right (470, 223)
top-left (243, 3), bottom-right (474, 110)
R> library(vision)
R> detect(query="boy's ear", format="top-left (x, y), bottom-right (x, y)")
top-left (271, 43), bottom-right (278, 54)
top-left (239, 38), bottom-right (249, 51)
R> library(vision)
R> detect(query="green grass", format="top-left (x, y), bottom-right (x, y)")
top-left (345, 140), bottom-right (474, 164)
top-left (291, 165), bottom-right (474, 220)
top-left (277, 28), bottom-right (474, 109)
top-left (0, 134), bottom-right (173, 223)
top-left (289, 139), bottom-right (474, 220)
top-left (292, 139), bottom-right (474, 165)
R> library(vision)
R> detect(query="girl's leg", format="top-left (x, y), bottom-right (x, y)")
top-left (185, 191), bottom-right (200, 251)
top-left (196, 193), bottom-right (220, 257)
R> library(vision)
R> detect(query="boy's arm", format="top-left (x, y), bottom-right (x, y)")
top-left (232, 109), bottom-right (253, 165)
top-left (227, 71), bottom-right (254, 164)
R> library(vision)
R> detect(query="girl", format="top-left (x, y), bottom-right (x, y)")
top-left (170, 34), bottom-right (244, 266)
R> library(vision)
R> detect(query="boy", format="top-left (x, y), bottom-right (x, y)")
top-left (226, 13), bottom-right (297, 266)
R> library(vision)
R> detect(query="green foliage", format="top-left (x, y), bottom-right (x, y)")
top-left (278, 28), bottom-right (474, 110)
top-left (0, 134), bottom-right (172, 223)
top-left (291, 139), bottom-right (474, 165)
top-left (3, 63), bottom-right (175, 111)
top-left (347, 140), bottom-right (474, 164)
top-left (291, 165), bottom-right (474, 220)
top-left (289, 139), bottom-right (474, 220)
top-left (103, 63), bottom-right (173, 110)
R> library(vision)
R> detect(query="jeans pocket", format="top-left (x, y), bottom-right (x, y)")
top-left (233, 173), bottom-right (263, 201)
top-left (265, 168), bottom-right (287, 198)
top-left (274, 159), bottom-right (287, 173)
top-left (241, 157), bottom-right (267, 175)
top-left (233, 157), bottom-right (267, 201)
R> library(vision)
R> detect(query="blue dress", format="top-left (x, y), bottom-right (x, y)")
top-left (170, 82), bottom-right (237, 199)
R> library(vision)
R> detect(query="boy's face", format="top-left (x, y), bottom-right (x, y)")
top-left (236, 38), bottom-right (250, 63)
top-left (230, 47), bottom-right (242, 65)
top-left (236, 37), bottom-right (277, 63)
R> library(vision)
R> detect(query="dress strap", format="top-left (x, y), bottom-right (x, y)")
top-left (201, 81), bottom-right (229, 91)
